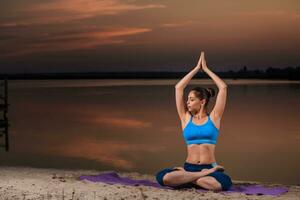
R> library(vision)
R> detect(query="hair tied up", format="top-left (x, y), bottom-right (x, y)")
top-left (206, 88), bottom-right (215, 98)
top-left (190, 86), bottom-right (215, 108)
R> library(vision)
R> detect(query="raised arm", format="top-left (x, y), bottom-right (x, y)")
top-left (175, 53), bottom-right (202, 122)
top-left (201, 52), bottom-right (227, 119)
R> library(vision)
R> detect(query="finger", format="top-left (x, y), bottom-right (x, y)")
top-left (197, 56), bottom-right (202, 66)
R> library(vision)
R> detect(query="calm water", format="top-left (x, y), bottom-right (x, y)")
top-left (1, 79), bottom-right (299, 185)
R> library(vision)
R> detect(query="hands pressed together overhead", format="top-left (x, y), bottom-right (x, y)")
top-left (196, 51), bottom-right (209, 71)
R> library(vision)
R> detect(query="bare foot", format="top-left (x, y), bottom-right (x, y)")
top-left (212, 165), bottom-right (225, 172)
top-left (201, 168), bottom-right (210, 172)
top-left (172, 167), bottom-right (185, 171)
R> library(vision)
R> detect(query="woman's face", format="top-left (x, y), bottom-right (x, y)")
top-left (186, 91), bottom-right (205, 111)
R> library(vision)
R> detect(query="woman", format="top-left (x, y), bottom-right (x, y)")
top-left (155, 51), bottom-right (232, 192)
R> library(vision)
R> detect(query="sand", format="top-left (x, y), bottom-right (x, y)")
top-left (0, 166), bottom-right (299, 200)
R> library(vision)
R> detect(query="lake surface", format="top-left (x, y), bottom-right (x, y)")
top-left (1, 79), bottom-right (299, 185)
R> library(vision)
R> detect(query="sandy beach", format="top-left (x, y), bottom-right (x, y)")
top-left (0, 166), bottom-right (299, 200)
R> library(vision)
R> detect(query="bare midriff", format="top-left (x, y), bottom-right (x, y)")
top-left (185, 143), bottom-right (216, 165)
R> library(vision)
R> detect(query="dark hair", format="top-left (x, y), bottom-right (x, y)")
top-left (190, 87), bottom-right (215, 107)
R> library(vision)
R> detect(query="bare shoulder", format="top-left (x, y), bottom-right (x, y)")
top-left (209, 110), bottom-right (221, 130)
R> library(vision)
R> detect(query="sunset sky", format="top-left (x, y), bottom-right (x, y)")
top-left (0, 0), bottom-right (299, 73)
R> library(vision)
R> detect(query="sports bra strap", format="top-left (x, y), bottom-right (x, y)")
top-left (189, 114), bottom-right (193, 122)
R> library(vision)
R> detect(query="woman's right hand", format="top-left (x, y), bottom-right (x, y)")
top-left (195, 51), bottom-right (203, 70)
top-left (211, 165), bottom-right (225, 172)
top-left (201, 52), bottom-right (209, 71)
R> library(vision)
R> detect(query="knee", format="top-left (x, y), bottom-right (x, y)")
top-left (220, 175), bottom-right (233, 191)
top-left (211, 182), bottom-right (222, 192)
top-left (206, 179), bottom-right (222, 191)
top-left (155, 168), bottom-right (176, 186)
top-left (212, 173), bottom-right (233, 191)
top-left (161, 171), bottom-right (179, 187)
top-left (162, 174), bottom-right (171, 186)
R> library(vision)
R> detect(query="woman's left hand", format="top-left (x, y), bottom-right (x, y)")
top-left (195, 52), bottom-right (203, 70)
top-left (201, 52), bottom-right (209, 71)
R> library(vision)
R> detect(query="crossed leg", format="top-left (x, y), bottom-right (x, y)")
top-left (170, 167), bottom-right (222, 191)
top-left (191, 176), bottom-right (222, 191)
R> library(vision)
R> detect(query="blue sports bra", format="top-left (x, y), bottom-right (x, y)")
top-left (183, 114), bottom-right (219, 145)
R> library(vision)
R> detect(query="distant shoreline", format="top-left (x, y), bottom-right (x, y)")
top-left (0, 69), bottom-right (300, 80)
top-left (6, 79), bottom-right (300, 89)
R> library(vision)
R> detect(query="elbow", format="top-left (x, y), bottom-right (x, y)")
top-left (175, 86), bottom-right (185, 91)
top-left (175, 85), bottom-right (182, 90)
top-left (220, 85), bottom-right (227, 89)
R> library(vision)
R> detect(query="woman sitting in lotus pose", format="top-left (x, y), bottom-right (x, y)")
top-left (155, 51), bottom-right (233, 192)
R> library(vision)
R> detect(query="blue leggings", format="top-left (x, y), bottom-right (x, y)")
top-left (155, 162), bottom-right (232, 191)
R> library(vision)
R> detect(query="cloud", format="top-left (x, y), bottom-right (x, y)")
top-left (1, 0), bottom-right (166, 27)
top-left (1, 27), bottom-right (152, 57)
top-left (0, 0), bottom-right (165, 56)
top-left (27, 0), bottom-right (166, 14)
top-left (0, 22), bottom-right (31, 28)
top-left (160, 20), bottom-right (197, 28)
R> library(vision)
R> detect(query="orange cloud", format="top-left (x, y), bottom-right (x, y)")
top-left (0, 0), bottom-right (163, 57)
top-left (1, 27), bottom-right (152, 57)
top-left (27, 0), bottom-right (166, 14)
top-left (160, 20), bottom-right (196, 28)
top-left (1, 0), bottom-right (165, 27)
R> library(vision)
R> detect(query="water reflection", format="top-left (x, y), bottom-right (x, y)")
top-left (0, 79), bottom-right (299, 185)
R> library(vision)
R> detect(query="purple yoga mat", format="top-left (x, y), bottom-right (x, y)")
top-left (78, 171), bottom-right (288, 196)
